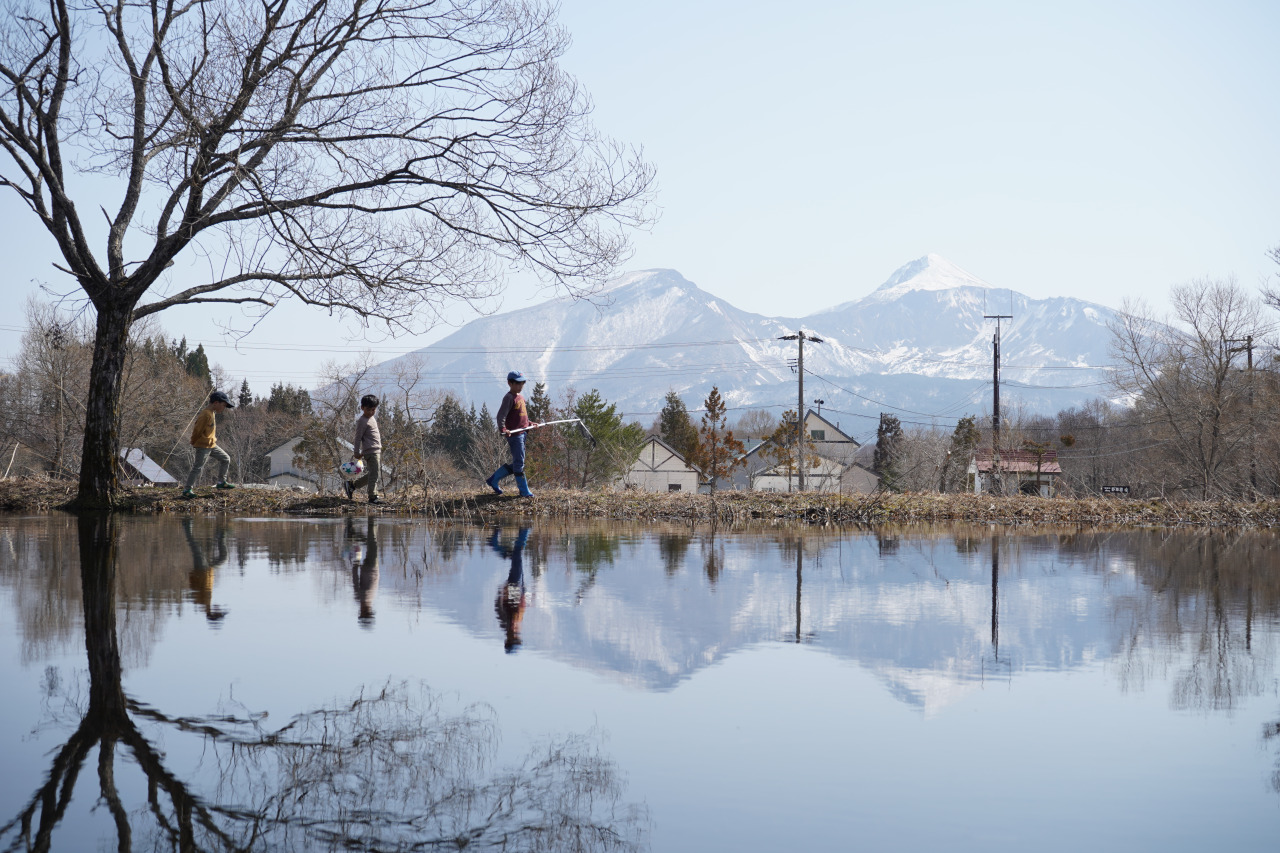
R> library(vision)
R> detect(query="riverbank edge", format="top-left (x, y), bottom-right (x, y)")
top-left (1, 480), bottom-right (1278, 528)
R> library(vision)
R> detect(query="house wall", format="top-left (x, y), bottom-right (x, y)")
top-left (623, 439), bottom-right (701, 493)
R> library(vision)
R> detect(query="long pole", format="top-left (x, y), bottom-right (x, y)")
top-left (779, 330), bottom-right (824, 493)
top-left (984, 314), bottom-right (1012, 494)
top-left (797, 333), bottom-right (805, 493)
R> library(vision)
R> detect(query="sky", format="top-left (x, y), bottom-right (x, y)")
top-left (2, 0), bottom-right (1279, 389)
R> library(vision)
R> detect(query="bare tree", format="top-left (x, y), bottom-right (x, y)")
top-left (0, 0), bottom-right (655, 506)
top-left (1109, 278), bottom-right (1265, 499)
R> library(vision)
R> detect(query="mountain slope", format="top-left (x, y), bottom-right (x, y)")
top-left (361, 257), bottom-right (1118, 435)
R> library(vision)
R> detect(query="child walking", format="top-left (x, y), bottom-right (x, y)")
top-left (345, 394), bottom-right (382, 504)
top-left (487, 371), bottom-right (539, 497)
top-left (182, 390), bottom-right (236, 498)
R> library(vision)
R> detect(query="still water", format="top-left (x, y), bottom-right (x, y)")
top-left (1, 514), bottom-right (1278, 851)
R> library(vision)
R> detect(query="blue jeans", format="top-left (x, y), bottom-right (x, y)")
top-left (506, 433), bottom-right (526, 475)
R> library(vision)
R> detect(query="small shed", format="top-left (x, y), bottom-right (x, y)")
top-left (119, 449), bottom-right (178, 486)
top-left (623, 436), bottom-right (701, 493)
top-left (969, 449), bottom-right (1062, 497)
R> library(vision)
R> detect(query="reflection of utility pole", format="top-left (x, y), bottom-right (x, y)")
top-left (984, 313), bottom-right (1012, 494)
top-left (990, 536), bottom-right (1000, 658)
top-left (779, 331), bottom-right (824, 492)
top-left (795, 543), bottom-right (803, 644)
top-left (1226, 336), bottom-right (1255, 498)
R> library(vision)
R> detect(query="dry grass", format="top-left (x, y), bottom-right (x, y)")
top-left (5, 478), bottom-right (1280, 529)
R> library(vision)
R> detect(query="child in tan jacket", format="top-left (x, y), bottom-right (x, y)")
top-left (182, 391), bottom-right (236, 497)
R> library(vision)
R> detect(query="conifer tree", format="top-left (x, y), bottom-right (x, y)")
top-left (658, 390), bottom-right (699, 462)
top-left (694, 386), bottom-right (744, 493)
top-left (874, 413), bottom-right (904, 491)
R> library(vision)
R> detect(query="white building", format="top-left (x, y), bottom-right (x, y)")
top-left (727, 409), bottom-right (870, 494)
top-left (968, 449), bottom-right (1062, 496)
top-left (622, 436), bottom-right (702, 493)
top-left (118, 449), bottom-right (178, 486)
top-left (265, 436), bottom-right (353, 493)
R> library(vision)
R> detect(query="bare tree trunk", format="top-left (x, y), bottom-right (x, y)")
top-left (76, 307), bottom-right (134, 508)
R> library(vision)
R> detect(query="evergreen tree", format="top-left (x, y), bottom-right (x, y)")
top-left (658, 390), bottom-right (699, 462)
top-left (267, 383), bottom-right (313, 417)
top-left (528, 382), bottom-right (551, 423)
top-left (572, 389), bottom-right (645, 488)
top-left (183, 343), bottom-right (210, 384)
top-left (940, 414), bottom-right (981, 492)
top-left (238, 378), bottom-right (253, 409)
top-left (428, 396), bottom-right (475, 462)
top-left (694, 386), bottom-right (743, 493)
top-left (874, 413), bottom-right (904, 491)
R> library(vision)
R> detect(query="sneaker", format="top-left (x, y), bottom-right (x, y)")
top-left (344, 481), bottom-right (355, 500)
top-left (215, 482), bottom-right (236, 490)
top-left (368, 496), bottom-right (382, 505)
top-left (181, 489), bottom-right (197, 499)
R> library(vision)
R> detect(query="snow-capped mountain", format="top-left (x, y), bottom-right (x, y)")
top-left (361, 255), bottom-right (1118, 436)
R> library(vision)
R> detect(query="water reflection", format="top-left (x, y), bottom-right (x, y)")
top-left (183, 517), bottom-right (229, 622)
top-left (345, 516), bottom-right (380, 626)
top-left (490, 526), bottom-right (530, 652)
top-left (0, 515), bottom-right (648, 852)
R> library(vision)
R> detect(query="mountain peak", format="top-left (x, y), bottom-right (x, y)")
top-left (870, 254), bottom-right (989, 299)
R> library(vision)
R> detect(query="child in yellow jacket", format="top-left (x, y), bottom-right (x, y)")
top-left (182, 391), bottom-right (236, 497)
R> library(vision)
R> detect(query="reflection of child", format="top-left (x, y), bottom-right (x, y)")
top-left (486, 371), bottom-right (538, 497)
top-left (182, 517), bottom-right (229, 622)
top-left (490, 527), bottom-right (531, 652)
top-left (348, 516), bottom-right (379, 627)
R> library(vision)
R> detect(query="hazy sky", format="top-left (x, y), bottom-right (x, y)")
top-left (3, 0), bottom-right (1278, 387)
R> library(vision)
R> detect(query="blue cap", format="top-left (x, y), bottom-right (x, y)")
top-left (507, 371), bottom-right (527, 383)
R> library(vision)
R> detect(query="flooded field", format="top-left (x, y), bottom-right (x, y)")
top-left (1, 514), bottom-right (1279, 851)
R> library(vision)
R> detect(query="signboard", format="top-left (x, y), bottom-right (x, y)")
top-left (1101, 486), bottom-right (1130, 495)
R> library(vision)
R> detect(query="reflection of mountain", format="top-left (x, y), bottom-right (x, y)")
top-left (397, 526), bottom-right (1278, 714)
top-left (399, 533), bottom-right (1083, 707)
top-left (1, 518), bottom-right (1274, 715)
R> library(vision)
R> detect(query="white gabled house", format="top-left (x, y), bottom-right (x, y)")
top-left (265, 436), bottom-right (354, 493)
top-left (725, 409), bottom-right (869, 494)
top-left (622, 436), bottom-right (702, 493)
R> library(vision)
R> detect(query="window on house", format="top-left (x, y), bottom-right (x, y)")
top-left (810, 429), bottom-right (825, 440)
top-left (668, 483), bottom-right (682, 492)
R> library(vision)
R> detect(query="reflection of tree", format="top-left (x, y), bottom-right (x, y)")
top-left (657, 532), bottom-right (692, 577)
top-left (567, 530), bottom-right (622, 602)
top-left (1, 515), bottom-right (648, 852)
top-left (1109, 530), bottom-right (1279, 714)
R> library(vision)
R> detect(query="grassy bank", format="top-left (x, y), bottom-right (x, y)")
top-left (3, 479), bottom-right (1280, 528)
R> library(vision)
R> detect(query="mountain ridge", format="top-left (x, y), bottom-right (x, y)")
top-left (358, 256), bottom-right (1119, 435)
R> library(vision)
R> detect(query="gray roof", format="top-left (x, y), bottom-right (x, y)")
top-left (120, 449), bottom-right (178, 484)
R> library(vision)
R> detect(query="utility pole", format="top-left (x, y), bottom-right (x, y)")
top-left (779, 330), bottom-right (824, 492)
top-left (1227, 335), bottom-right (1256, 497)
top-left (984, 313), bottom-right (1012, 494)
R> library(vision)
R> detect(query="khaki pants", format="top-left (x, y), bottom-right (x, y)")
top-left (351, 451), bottom-right (381, 499)
top-left (185, 445), bottom-right (231, 489)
